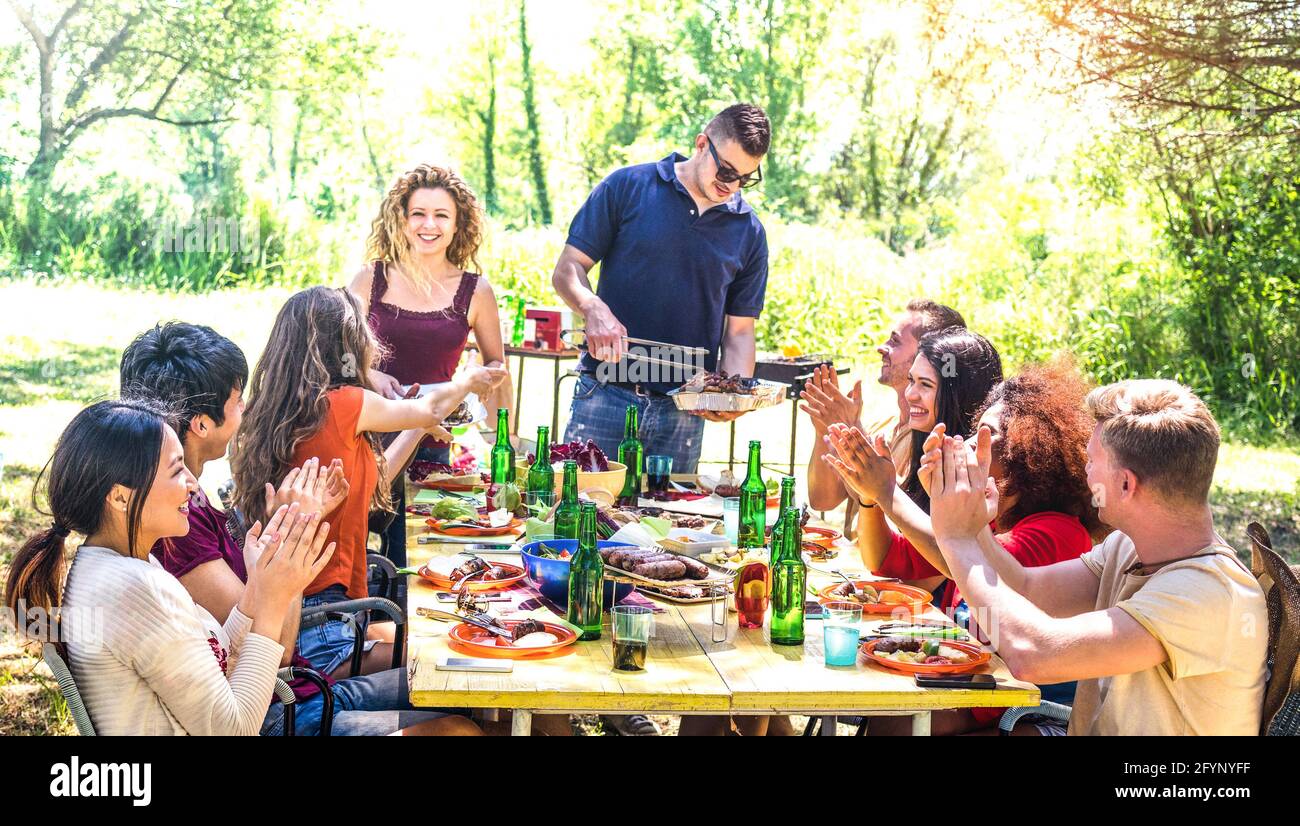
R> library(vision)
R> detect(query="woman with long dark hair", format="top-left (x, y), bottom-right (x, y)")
top-left (825, 328), bottom-right (1003, 586)
top-left (4, 399), bottom-right (334, 735)
top-left (230, 286), bottom-right (505, 678)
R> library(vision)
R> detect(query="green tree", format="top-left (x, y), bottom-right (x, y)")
top-left (452, 2), bottom-right (509, 215)
top-left (670, 0), bottom-right (837, 213)
top-left (517, 0), bottom-right (551, 224)
top-left (6, 0), bottom-right (286, 191)
top-left (823, 0), bottom-right (995, 252)
top-left (1039, 0), bottom-right (1300, 433)
top-left (277, 29), bottom-right (385, 201)
top-left (575, 0), bottom-right (677, 187)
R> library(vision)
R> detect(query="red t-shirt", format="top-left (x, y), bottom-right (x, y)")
top-left (294, 386), bottom-right (378, 601)
top-left (154, 499), bottom-right (334, 702)
top-left (874, 510), bottom-right (1092, 612)
top-left (874, 511), bottom-right (1092, 728)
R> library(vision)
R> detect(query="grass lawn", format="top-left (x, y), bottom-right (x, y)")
top-left (2, 278), bottom-right (1297, 735)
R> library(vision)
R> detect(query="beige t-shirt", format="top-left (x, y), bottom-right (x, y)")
top-left (1068, 532), bottom-right (1267, 736)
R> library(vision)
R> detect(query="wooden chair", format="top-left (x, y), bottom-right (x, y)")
top-left (1247, 522), bottom-right (1300, 736)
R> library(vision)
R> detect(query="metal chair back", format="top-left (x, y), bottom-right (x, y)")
top-left (42, 643), bottom-right (96, 736)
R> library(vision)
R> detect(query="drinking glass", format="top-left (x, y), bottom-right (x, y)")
top-left (734, 562), bottom-right (770, 629)
top-left (722, 497), bottom-right (741, 544)
top-left (523, 489), bottom-right (555, 516)
top-left (822, 601), bottom-right (863, 666)
top-left (612, 605), bottom-right (653, 672)
top-left (645, 455), bottom-right (673, 494)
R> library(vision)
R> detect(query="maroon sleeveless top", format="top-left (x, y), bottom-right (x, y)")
top-left (368, 261), bottom-right (479, 387)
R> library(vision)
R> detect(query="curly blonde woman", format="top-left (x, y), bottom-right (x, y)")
top-left (348, 164), bottom-right (509, 566)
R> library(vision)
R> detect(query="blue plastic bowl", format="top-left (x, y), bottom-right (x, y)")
top-left (519, 539), bottom-right (634, 610)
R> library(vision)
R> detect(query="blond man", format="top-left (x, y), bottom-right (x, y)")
top-left (927, 379), bottom-right (1266, 735)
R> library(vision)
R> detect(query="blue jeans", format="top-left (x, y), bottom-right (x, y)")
top-left (563, 374), bottom-right (706, 474)
top-left (260, 667), bottom-right (455, 736)
top-left (297, 584), bottom-right (368, 677)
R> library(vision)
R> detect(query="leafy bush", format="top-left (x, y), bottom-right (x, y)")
top-left (1171, 167), bottom-right (1300, 436)
top-left (0, 176), bottom-right (306, 291)
top-left (1, 163), bottom-right (1294, 441)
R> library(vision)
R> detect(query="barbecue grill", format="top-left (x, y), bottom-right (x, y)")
top-left (753, 354), bottom-right (837, 390)
top-left (725, 353), bottom-right (849, 474)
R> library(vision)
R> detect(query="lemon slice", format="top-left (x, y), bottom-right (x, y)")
top-left (743, 579), bottom-right (769, 600)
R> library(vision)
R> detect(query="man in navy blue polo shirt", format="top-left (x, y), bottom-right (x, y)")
top-left (552, 103), bottom-right (771, 475)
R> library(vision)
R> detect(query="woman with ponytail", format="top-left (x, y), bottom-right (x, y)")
top-left (4, 399), bottom-right (336, 735)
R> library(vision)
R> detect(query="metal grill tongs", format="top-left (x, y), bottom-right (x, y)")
top-left (560, 329), bottom-right (708, 371)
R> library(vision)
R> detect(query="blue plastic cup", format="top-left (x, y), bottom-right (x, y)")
top-left (823, 601), bottom-right (863, 666)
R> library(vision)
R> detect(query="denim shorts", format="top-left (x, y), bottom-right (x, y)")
top-left (296, 584), bottom-right (368, 677)
top-left (260, 667), bottom-right (458, 736)
top-left (563, 374), bottom-right (706, 473)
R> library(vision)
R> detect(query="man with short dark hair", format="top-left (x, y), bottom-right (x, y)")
top-left (801, 300), bottom-right (965, 536)
top-left (118, 321), bottom-right (249, 446)
top-left (552, 103), bottom-right (773, 475)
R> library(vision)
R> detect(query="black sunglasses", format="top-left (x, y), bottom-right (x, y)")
top-left (706, 135), bottom-right (762, 189)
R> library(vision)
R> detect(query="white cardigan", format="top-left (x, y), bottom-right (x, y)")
top-left (60, 545), bottom-right (284, 735)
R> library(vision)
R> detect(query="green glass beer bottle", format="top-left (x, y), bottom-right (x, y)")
top-left (554, 460), bottom-right (581, 539)
top-left (527, 425), bottom-right (554, 500)
top-left (567, 502), bottom-right (604, 640)
top-left (738, 440), bottom-right (766, 549)
top-left (769, 506), bottom-right (806, 646)
top-left (490, 407), bottom-right (515, 486)
top-left (616, 405), bottom-right (644, 506)
top-left (768, 475), bottom-right (797, 551)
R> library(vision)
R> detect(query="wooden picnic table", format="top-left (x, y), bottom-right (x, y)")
top-left (404, 512), bottom-right (1039, 735)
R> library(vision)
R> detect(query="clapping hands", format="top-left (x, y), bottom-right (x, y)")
top-left (799, 364), bottom-right (863, 433)
top-left (927, 425), bottom-right (1000, 541)
top-left (242, 503), bottom-right (336, 601)
top-left (820, 423), bottom-right (898, 506)
top-left (264, 457), bottom-right (349, 521)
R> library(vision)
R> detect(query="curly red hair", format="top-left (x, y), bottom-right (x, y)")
top-left (974, 357), bottom-right (1107, 541)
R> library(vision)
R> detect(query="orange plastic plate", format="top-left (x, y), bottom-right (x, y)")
top-left (861, 638), bottom-right (991, 675)
top-left (418, 562), bottom-right (527, 592)
top-left (447, 619), bottom-right (579, 659)
top-left (816, 581), bottom-right (933, 615)
top-left (801, 526), bottom-right (841, 548)
top-left (425, 517), bottom-right (523, 537)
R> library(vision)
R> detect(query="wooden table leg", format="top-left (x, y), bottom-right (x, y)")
top-left (551, 357), bottom-right (562, 437)
top-left (911, 711), bottom-right (931, 736)
top-left (728, 420), bottom-right (736, 472)
top-left (819, 715), bottom-right (838, 736)
top-left (513, 355), bottom-right (525, 435)
top-left (512, 709), bottom-right (533, 736)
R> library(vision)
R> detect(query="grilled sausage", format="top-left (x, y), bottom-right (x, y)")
top-left (678, 557), bottom-right (710, 580)
top-left (631, 560), bottom-right (688, 580)
top-left (510, 618), bottom-right (547, 641)
top-left (608, 549), bottom-right (653, 568)
top-left (613, 550), bottom-right (671, 570)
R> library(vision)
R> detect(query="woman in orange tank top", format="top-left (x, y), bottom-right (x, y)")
top-left (230, 286), bottom-right (506, 677)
